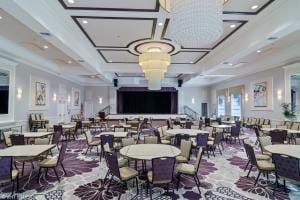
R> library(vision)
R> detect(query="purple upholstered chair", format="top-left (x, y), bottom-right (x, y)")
top-left (0, 157), bottom-right (19, 195)
top-left (196, 133), bottom-right (209, 157)
top-left (185, 121), bottom-right (193, 129)
top-left (10, 134), bottom-right (25, 145)
top-left (37, 142), bottom-right (68, 182)
top-left (100, 134), bottom-right (114, 161)
top-left (272, 154), bottom-right (300, 194)
top-left (228, 126), bottom-right (241, 144)
top-left (105, 152), bottom-right (139, 196)
top-left (147, 157), bottom-right (176, 199)
top-left (270, 130), bottom-right (287, 144)
top-left (174, 133), bottom-right (190, 147)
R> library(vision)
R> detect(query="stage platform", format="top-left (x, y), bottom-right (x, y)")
top-left (106, 114), bottom-right (187, 120)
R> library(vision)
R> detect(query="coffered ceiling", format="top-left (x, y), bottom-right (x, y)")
top-left (0, 0), bottom-right (300, 87)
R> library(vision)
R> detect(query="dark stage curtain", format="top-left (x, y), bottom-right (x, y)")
top-left (117, 87), bottom-right (178, 114)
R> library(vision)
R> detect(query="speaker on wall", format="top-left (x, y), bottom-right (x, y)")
top-left (178, 79), bottom-right (183, 87)
top-left (113, 79), bottom-right (118, 87)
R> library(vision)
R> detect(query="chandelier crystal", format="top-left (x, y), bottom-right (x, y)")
top-left (169, 0), bottom-right (223, 47)
top-left (139, 51), bottom-right (171, 90)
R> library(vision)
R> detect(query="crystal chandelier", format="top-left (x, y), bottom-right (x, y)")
top-left (169, 0), bottom-right (223, 47)
top-left (139, 48), bottom-right (171, 90)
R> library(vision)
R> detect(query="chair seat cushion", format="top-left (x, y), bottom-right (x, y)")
top-left (176, 163), bottom-right (195, 175)
top-left (39, 158), bottom-right (58, 167)
top-left (161, 139), bottom-right (171, 144)
top-left (207, 141), bottom-right (214, 146)
top-left (90, 141), bottom-right (100, 146)
top-left (262, 151), bottom-right (272, 156)
top-left (12, 169), bottom-right (18, 180)
top-left (147, 171), bottom-right (172, 184)
top-left (118, 158), bottom-right (128, 168)
top-left (120, 167), bottom-right (138, 181)
top-left (256, 154), bottom-right (271, 160)
top-left (257, 160), bottom-right (275, 170)
top-left (176, 155), bottom-right (188, 163)
top-left (208, 137), bottom-right (214, 141)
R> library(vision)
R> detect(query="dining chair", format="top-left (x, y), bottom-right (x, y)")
top-left (198, 120), bottom-right (204, 130)
top-left (245, 143), bottom-right (274, 185)
top-left (227, 126), bottom-right (241, 144)
top-left (204, 118), bottom-right (210, 127)
top-left (195, 133), bottom-right (209, 158)
top-left (272, 153), bottom-right (300, 194)
top-left (185, 121), bottom-right (193, 129)
top-left (207, 132), bottom-right (223, 156)
top-left (100, 134), bottom-right (114, 161)
top-left (157, 126), bottom-right (171, 144)
top-left (53, 125), bottom-right (63, 144)
top-left (105, 152), bottom-right (139, 197)
top-left (258, 136), bottom-right (272, 156)
top-left (3, 131), bottom-right (13, 147)
top-left (0, 157), bottom-right (19, 195)
top-left (144, 136), bottom-right (158, 144)
top-left (37, 142), bottom-right (68, 182)
top-left (10, 134), bottom-right (25, 145)
top-left (147, 157), bottom-right (176, 199)
top-left (270, 129), bottom-right (288, 144)
top-left (76, 121), bottom-right (83, 134)
top-left (176, 140), bottom-right (192, 163)
top-left (176, 148), bottom-right (203, 195)
top-left (84, 131), bottom-right (100, 155)
top-left (121, 138), bottom-right (135, 147)
top-left (174, 133), bottom-right (190, 147)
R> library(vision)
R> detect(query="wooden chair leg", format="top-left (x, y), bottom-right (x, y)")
top-left (53, 168), bottom-right (60, 182)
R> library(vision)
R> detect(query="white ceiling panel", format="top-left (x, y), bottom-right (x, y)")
top-left (171, 51), bottom-right (209, 64)
top-left (98, 50), bottom-right (138, 63)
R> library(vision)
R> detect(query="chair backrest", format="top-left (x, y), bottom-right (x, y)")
top-left (284, 121), bottom-right (292, 129)
top-left (166, 119), bottom-right (171, 129)
top-left (76, 121), bottom-right (82, 130)
top-left (0, 157), bottom-right (12, 181)
top-left (153, 129), bottom-right (162, 143)
top-left (54, 125), bottom-right (63, 135)
top-left (100, 134), bottom-right (114, 148)
top-left (58, 142), bottom-right (68, 164)
top-left (231, 126), bottom-right (240, 137)
top-left (259, 118), bottom-right (265, 125)
top-left (270, 129), bottom-right (287, 144)
top-left (245, 143), bottom-right (257, 166)
top-left (258, 136), bottom-right (272, 153)
top-left (272, 154), bottom-right (300, 182)
top-left (10, 134), bottom-right (25, 145)
top-left (216, 118), bottom-right (222, 125)
top-left (198, 120), bottom-right (203, 129)
top-left (194, 148), bottom-right (203, 172)
top-left (214, 132), bottom-right (223, 145)
top-left (122, 138), bottom-right (135, 146)
top-left (291, 123), bottom-right (299, 130)
top-left (242, 138), bottom-right (251, 158)
top-left (196, 133), bottom-right (208, 147)
top-left (185, 121), bottom-right (193, 129)
top-left (253, 127), bottom-right (261, 138)
top-left (144, 136), bottom-right (158, 144)
top-left (205, 126), bottom-right (214, 137)
top-left (52, 128), bottom-right (62, 145)
top-left (85, 131), bottom-right (93, 144)
top-left (105, 152), bottom-right (121, 178)
top-left (204, 118), bottom-right (210, 126)
top-left (235, 121), bottom-right (242, 128)
top-left (3, 131), bottom-right (12, 147)
top-left (180, 140), bottom-right (192, 159)
top-left (152, 157), bottom-right (175, 184)
top-left (174, 133), bottom-right (190, 146)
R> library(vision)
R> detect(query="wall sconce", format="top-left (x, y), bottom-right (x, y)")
top-left (53, 93), bottom-right (57, 101)
top-left (245, 93), bottom-right (249, 102)
top-left (99, 97), bottom-right (103, 104)
top-left (17, 88), bottom-right (22, 99)
top-left (68, 95), bottom-right (71, 103)
top-left (191, 97), bottom-right (195, 104)
top-left (277, 89), bottom-right (282, 100)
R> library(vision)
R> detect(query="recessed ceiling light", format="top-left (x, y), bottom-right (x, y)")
top-left (82, 20), bottom-right (88, 24)
top-left (0, 16), bottom-right (2, 20)
top-left (158, 22), bottom-right (163, 26)
top-left (230, 24), bottom-right (236, 28)
top-left (43, 45), bottom-right (48, 49)
top-left (108, 60), bottom-right (112, 63)
top-left (90, 75), bottom-right (96, 79)
top-left (189, 61), bottom-right (193, 64)
top-left (256, 50), bottom-right (262, 53)
top-left (67, 60), bottom-right (72, 64)
top-left (251, 5), bottom-right (258, 10)
top-left (68, 0), bottom-right (75, 4)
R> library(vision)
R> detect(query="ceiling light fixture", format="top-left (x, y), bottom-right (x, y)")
top-left (0, 16), bottom-right (2, 20)
top-left (68, 0), bottom-right (75, 4)
top-left (158, 22), bottom-right (163, 26)
top-left (82, 20), bottom-right (88, 24)
top-left (67, 60), bottom-right (72, 64)
top-left (139, 49), bottom-right (170, 90)
top-left (230, 24), bottom-right (236, 28)
top-left (108, 60), bottom-right (112, 63)
top-left (256, 50), bottom-right (262, 53)
top-left (43, 45), bottom-right (48, 49)
top-left (251, 5), bottom-right (258, 10)
top-left (169, 0), bottom-right (223, 47)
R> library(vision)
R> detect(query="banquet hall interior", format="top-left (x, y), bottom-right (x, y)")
top-left (0, 0), bottom-right (300, 200)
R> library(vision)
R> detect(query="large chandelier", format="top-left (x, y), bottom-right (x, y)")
top-left (139, 48), bottom-right (171, 90)
top-left (169, 0), bottom-right (223, 47)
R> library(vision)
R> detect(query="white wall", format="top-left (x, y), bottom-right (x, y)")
top-left (209, 67), bottom-right (286, 121)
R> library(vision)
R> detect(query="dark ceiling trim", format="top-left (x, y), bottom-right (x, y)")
top-left (171, 51), bottom-right (210, 64)
top-left (58, 0), bottom-right (160, 12)
top-left (72, 16), bottom-right (157, 48)
top-left (160, 18), bottom-right (170, 40)
top-left (98, 49), bottom-right (138, 64)
top-left (162, 20), bottom-right (248, 50)
top-left (115, 73), bottom-right (144, 78)
top-left (223, 0), bottom-right (275, 15)
top-left (134, 41), bottom-right (176, 54)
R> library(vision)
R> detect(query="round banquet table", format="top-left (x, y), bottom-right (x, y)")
top-left (264, 144), bottom-right (300, 159)
top-left (120, 144), bottom-right (181, 161)
top-left (166, 129), bottom-right (208, 137)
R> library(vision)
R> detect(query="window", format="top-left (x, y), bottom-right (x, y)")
top-left (217, 96), bottom-right (225, 117)
top-left (231, 93), bottom-right (241, 117)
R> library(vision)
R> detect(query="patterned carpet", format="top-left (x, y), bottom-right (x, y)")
top-left (0, 129), bottom-right (299, 200)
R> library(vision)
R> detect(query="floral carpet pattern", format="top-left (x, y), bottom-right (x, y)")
top-left (0, 128), bottom-right (299, 200)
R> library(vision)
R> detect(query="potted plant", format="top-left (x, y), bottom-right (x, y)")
top-left (281, 103), bottom-right (296, 120)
